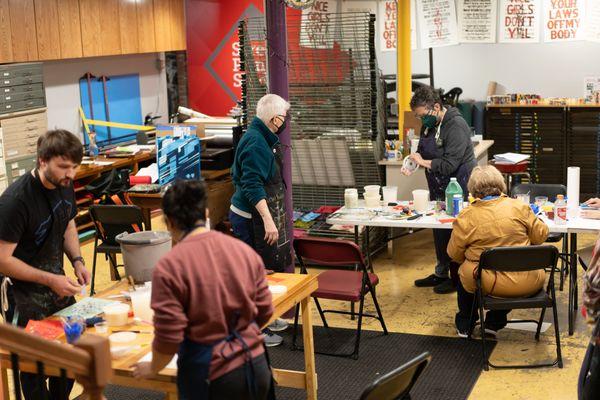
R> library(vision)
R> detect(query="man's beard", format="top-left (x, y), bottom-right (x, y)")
top-left (44, 170), bottom-right (71, 188)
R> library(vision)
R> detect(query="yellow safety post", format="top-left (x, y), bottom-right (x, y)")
top-left (397, 0), bottom-right (411, 142)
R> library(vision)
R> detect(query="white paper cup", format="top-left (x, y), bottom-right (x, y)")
top-left (412, 190), bottom-right (430, 214)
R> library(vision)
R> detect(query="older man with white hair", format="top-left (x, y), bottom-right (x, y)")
top-left (229, 93), bottom-right (291, 347)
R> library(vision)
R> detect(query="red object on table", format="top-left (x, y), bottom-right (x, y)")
top-left (492, 160), bottom-right (529, 173)
top-left (129, 175), bottom-right (152, 185)
top-left (25, 319), bottom-right (64, 340)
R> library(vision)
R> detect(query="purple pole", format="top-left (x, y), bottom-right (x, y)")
top-left (265, 0), bottom-right (294, 273)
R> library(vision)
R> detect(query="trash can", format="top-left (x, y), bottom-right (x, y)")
top-left (116, 231), bottom-right (172, 283)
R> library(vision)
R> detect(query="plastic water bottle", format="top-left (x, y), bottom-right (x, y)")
top-left (445, 177), bottom-right (463, 216)
top-left (554, 194), bottom-right (567, 225)
top-left (88, 132), bottom-right (99, 158)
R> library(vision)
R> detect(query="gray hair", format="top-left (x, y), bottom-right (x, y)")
top-left (256, 94), bottom-right (290, 125)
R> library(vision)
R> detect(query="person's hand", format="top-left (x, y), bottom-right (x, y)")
top-left (409, 152), bottom-right (425, 167)
top-left (400, 166), bottom-right (414, 176)
top-left (581, 209), bottom-right (600, 220)
top-left (73, 262), bottom-right (91, 286)
top-left (132, 362), bottom-right (155, 379)
top-left (586, 198), bottom-right (600, 208)
top-left (263, 217), bottom-right (279, 246)
top-left (48, 275), bottom-right (81, 297)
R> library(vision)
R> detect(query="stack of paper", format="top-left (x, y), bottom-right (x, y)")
top-left (493, 153), bottom-right (530, 164)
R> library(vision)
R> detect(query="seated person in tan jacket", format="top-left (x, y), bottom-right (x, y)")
top-left (447, 166), bottom-right (549, 337)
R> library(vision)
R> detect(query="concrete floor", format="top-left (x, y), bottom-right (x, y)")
top-left (75, 219), bottom-right (594, 400)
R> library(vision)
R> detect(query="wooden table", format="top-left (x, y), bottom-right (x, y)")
top-left (0, 273), bottom-right (319, 399)
top-left (75, 152), bottom-right (155, 180)
top-left (127, 168), bottom-right (233, 229)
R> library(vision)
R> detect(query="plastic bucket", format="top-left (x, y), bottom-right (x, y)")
top-left (116, 231), bottom-right (172, 283)
top-left (382, 186), bottom-right (398, 203)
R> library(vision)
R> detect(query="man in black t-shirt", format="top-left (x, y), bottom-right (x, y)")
top-left (0, 129), bottom-right (90, 400)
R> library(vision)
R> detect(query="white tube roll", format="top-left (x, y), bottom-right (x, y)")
top-left (567, 166), bottom-right (580, 211)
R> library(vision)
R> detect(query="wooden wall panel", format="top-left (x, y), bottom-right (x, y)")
top-left (9, 0), bottom-right (38, 61)
top-left (153, 0), bottom-right (172, 52)
top-left (136, 0), bottom-right (156, 53)
top-left (34, 0), bottom-right (61, 60)
top-left (99, 0), bottom-right (121, 55)
top-left (169, 0), bottom-right (185, 50)
top-left (78, 0), bottom-right (102, 57)
top-left (119, 0), bottom-right (139, 54)
top-left (0, 0), bottom-right (13, 63)
top-left (56, 0), bottom-right (82, 58)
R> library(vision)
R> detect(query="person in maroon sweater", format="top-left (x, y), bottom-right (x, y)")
top-left (133, 180), bottom-right (274, 400)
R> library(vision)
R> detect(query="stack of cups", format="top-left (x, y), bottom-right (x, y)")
top-left (364, 185), bottom-right (381, 207)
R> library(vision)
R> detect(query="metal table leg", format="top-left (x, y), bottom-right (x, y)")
top-left (569, 232), bottom-right (578, 336)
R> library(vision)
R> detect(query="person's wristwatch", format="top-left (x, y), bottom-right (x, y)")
top-left (71, 256), bottom-right (85, 267)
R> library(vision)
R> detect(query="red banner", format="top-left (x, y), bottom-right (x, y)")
top-left (186, 1), bottom-right (353, 116)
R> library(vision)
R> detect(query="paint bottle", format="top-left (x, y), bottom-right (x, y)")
top-left (554, 194), bottom-right (567, 225)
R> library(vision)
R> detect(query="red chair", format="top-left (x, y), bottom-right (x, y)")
top-left (292, 237), bottom-right (388, 359)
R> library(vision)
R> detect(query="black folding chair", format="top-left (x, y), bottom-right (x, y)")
top-left (473, 245), bottom-right (562, 370)
top-left (359, 352), bottom-right (431, 400)
top-left (89, 205), bottom-right (145, 295)
top-left (511, 184), bottom-right (569, 289)
top-left (578, 245), bottom-right (595, 271)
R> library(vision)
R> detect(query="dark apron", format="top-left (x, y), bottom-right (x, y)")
top-left (8, 173), bottom-right (74, 326)
top-left (419, 126), bottom-right (474, 200)
top-left (251, 143), bottom-right (291, 272)
top-left (176, 318), bottom-right (274, 400)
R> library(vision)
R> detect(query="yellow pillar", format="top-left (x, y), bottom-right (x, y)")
top-left (397, 0), bottom-right (411, 140)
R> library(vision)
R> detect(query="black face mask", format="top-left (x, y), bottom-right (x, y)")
top-left (272, 115), bottom-right (286, 135)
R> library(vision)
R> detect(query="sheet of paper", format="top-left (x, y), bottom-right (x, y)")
top-left (136, 163), bottom-right (159, 183)
top-left (54, 297), bottom-right (121, 320)
top-left (140, 352), bottom-right (178, 370)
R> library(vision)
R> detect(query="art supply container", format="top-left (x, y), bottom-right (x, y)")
top-left (344, 188), bottom-right (359, 208)
top-left (103, 303), bottom-right (130, 327)
top-left (364, 193), bottom-right (381, 207)
top-left (412, 190), bottom-right (430, 214)
top-left (535, 196), bottom-right (548, 206)
top-left (129, 286), bottom-right (154, 323)
top-left (445, 178), bottom-right (463, 216)
top-left (63, 317), bottom-right (85, 344)
top-left (382, 186), bottom-right (398, 203)
top-left (453, 194), bottom-right (463, 217)
top-left (515, 193), bottom-right (530, 205)
top-left (116, 231), bottom-right (172, 283)
top-left (94, 321), bottom-right (108, 334)
top-left (364, 185), bottom-right (381, 196)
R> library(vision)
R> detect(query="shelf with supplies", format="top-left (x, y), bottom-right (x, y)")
top-left (485, 105), bottom-right (597, 199)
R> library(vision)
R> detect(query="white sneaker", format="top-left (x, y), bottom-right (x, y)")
top-left (268, 318), bottom-right (289, 332)
top-left (263, 331), bottom-right (283, 347)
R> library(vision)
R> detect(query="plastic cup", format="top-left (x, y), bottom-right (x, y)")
top-left (94, 321), bottom-right (108, 334)
top-left (535, 196), bottom-right (548, 206)
top-left (382, 186), bottom-right (398, 203)
top-left (364, 194), bottom-right (381, 207)
top-left (412, 190), bottom-right (430, 214)
top-left (129, 287), bottom-right (154, 323)
top-left (515, 193), bottom-right (530, 204)
top-left (364, 185), bottom-right (381, 196)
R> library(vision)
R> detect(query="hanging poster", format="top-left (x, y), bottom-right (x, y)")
top-left (379, 1), bottom-right (398, 52)
top-left (457, 0), bottom-right (497, 43)
top-left (586, 0), bottom-right (600, 42)
top-left (416, 0), bottom-right (459, 48)
top-left (340, 0), bottom-right (377, 14)
top-left (544, 0), bottom-right (584, 42)
top-left (411, 0), bottom-right (418, 49)
top-left (499, 0), bottom-right (541, 43)
top-left (300, 0), bottom-right (337, 49)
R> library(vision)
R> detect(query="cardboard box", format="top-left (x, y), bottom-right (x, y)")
top-left (403, 111), bottom-right (422, 135)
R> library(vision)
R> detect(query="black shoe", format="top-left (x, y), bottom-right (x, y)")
top-left (433, 278), bottom-right (456, 294)
top-left (414, 274), bottom-right (448, 287)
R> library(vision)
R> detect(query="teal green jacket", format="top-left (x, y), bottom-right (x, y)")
top-left (231, 117), bottom-right (280, 213)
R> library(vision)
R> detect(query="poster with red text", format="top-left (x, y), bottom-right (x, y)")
top-left (416, 0), bottom-right (459, 48)
top-left (544, 0), bottom-right (585, 42)
top-left (499, 0), bottom-right (541, 43)
top-left (586, 0), bottom-right (600, 42)
top-left (300, 0), bottom-right (337, 49)
top-left (379, 0), bottom-right (398, 51)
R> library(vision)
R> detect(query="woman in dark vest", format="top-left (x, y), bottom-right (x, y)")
top-left (402, 86), bottom-right (476, 295)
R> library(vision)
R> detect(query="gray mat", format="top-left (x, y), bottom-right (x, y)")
top-left (268, 326), bottom-right (494, 400)
top-left (87, 327), bottom-right (493, 400)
